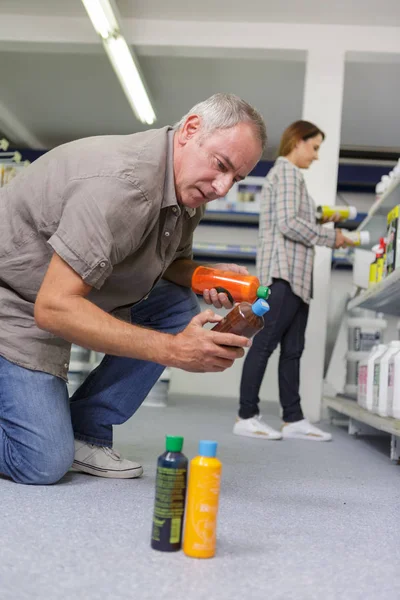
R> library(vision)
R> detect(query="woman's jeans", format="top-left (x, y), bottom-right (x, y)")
top-left (0, 280), bottom-right (199, 484)
top-left (239, 279), bottom-right (309, 423)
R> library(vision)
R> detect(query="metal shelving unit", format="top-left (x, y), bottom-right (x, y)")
top-left (346, 178), bottom-right (400, 314)
top-left (355, 179), bottom-right (400, 247)
top-left (323, 395), bottom-right (400, 461)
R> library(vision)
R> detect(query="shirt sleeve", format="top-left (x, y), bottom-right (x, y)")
top-left (275, 161), bottom-right (336, 249)
top-left (48, 176), bottom-right (151, 289)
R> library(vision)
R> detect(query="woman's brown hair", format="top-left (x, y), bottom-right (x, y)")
top-left (278, 120), bottom-right (325, 157)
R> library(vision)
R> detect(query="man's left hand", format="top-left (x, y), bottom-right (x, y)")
top-left (202, 262), bottom-right (249, 309)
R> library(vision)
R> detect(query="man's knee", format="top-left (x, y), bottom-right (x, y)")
top-left (4, 435), bottom-right (75, 485)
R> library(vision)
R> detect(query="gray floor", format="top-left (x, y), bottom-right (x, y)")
top-left (1, 394), bottom-right (400, 600)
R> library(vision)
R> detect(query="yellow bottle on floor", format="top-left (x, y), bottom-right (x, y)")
top-left (183, 440), bottom-right (222, 559)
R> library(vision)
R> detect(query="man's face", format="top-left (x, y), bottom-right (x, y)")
top-left (174, 117), bottom-right (262, 209)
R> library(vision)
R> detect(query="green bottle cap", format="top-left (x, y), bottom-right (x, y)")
top-left (256, 285), bottom-right (271, 300)
top-left (165, 435), bottom-right (184, 452)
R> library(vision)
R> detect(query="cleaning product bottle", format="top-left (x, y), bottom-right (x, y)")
top-left (316, 205), bottom-right (357, 222)
top-left (191, 266), bottom-right (270, 304)
top-left (211, 298), bottom-right (270, 338)
top-left (376, 238), bottom-right (386, 283)
top-left (368, 242), bottom-right (384, 287)
top-left (388, 349), bottom-right (400, 419)
top-left (373, 341), bottom-right (400, 417)
top-left (341, 230), bottom-right (370, 246)
top-left (183, 440), bottom-right (222, 559)
top-left (151, 435), bottom-right (188, 552)
top-left (364, 344), bottom-right (387, 412)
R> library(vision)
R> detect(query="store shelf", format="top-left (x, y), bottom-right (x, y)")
top-left (347, 268), bottom-right (400, 315)
top-left (202, 210), bottom-right (259, 225)
top-left (356, 179), bottom-right (400, 246)
top-left (193, 241), bottom-right (256, 261)
top-left (323, 395), bottom-right (400, 437)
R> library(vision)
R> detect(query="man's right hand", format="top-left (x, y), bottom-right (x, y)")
top-left (335, 229), bottom-right (355, 248)
top-left (168, 309), bottom-right (251, 373)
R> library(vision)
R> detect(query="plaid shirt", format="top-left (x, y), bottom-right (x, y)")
top-left (257, 157), bottom-right (336, 304)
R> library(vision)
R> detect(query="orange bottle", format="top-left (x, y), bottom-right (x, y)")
top-left (191, 266), bottom-right (269, 304)
top-left (183, 441), bottom-right (222, 559)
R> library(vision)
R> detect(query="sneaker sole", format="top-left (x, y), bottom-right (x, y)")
top-left (233, 429), bottom-right (282, 440)
top-left (71, 460), bottom-right (143, 479)
top-left (282, 432), bottom-right (332, 442)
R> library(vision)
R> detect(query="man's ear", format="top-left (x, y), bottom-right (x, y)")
top-left (177, 115), bottom-right (201, 145)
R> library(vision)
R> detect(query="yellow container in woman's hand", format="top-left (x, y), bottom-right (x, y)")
top-left (316, 205), bottom-right (357, 222)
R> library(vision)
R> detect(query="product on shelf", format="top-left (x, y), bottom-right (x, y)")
top-left (368, 238), bottom-right (386, 287)
top-left (387, 349), bottom-right (400, 419)
top-left (315, 205), bottom-right (357, 222)
top-left (385, 206), bottom-right (400, 277)
top-left (357, 344), bottom-right (387, 411)
top-left (372, 341), bottom-right (400, 417)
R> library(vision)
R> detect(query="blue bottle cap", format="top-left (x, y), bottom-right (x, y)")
top-left (251, 298), bottom-right (270, 316)
top-left (198, 440), bottom-right (218, 457)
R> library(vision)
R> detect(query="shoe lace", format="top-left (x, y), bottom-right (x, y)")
top-left (102, 446), bottom-right (121, 460)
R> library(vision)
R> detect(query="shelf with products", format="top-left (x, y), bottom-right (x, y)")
top-left (356, 179), bottom-right (400, 247)
top-left (193, 241), bottom-right (352, 268)
top-left (347, 268), bottom-right (400, 315)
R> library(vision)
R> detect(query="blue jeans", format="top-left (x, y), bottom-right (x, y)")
top-left (239, 279), bottom-right (309, 422)
top-left (0, 280), bottom-right (199, 484)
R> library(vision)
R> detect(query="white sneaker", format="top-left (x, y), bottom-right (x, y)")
top-left (72, 440), bottom-right (143, 479)
top-left (282, 419), bottom-right (332, 442)
top-left (233, 415), bottom-right (282, 440)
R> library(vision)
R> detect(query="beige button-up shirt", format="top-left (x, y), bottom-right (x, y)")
top-left (0, 127), bottom-right (203, 379)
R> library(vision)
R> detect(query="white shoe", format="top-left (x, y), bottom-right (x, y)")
top-left (72, 440), bottom-right (143, 479)
top-left (233, 415), bottom-right (282, 440)
top-left (282, 419), bottom-right (332, 442)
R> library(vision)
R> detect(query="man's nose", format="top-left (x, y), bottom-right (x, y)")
top-left (212, 174), bottom-right (233, 197)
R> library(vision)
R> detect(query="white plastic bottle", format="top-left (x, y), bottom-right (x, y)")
top-left (386, 349), bottom-right (400, 418)
top-left (373, 341), bottom-right (400, 417)
top-left (363, 344), bottom-right (387, 413)
top-left (342, 230), bottom-right (370, 246)
top-left (357, 354), bottom-right (369, 408)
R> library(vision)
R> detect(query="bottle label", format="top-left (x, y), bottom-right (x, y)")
top-left (352, 328), bottom-right (381, 352)
top-left (151, 466), bottom-right (187, 546)
top-left (187, 470), bottom-right (221, 551)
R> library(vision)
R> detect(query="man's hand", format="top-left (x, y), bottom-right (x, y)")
top-left (335, 229), bottom-right (355, 248)
top-left (168, 309), bottom-right (251, 372)
top-left (202, 262), bottom-right (249, 309)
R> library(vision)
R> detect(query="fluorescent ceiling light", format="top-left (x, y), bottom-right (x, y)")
top-left (81, 0), bottom-right (156, 125)
top-left (81, 0), bottom-right (118, 39)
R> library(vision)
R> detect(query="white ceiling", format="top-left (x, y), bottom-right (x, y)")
top-left (0, 0), bottom-right (399, 156)
top-left (1, 0), bottom-right (400, 26)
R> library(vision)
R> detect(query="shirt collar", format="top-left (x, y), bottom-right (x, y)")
top-left (162, 128), bottom-right (196, 218)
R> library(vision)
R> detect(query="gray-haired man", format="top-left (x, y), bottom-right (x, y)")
top-left (0, 93), bottom-right (266, 485)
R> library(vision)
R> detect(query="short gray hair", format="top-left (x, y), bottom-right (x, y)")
top-left (174, 93), bottom-right (267, 152)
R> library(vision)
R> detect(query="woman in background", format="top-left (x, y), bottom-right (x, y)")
top-left (234, 120), bottom-right (352, 441)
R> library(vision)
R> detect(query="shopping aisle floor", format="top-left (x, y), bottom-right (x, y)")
top-left (1, 394), bottom-right (399, 600)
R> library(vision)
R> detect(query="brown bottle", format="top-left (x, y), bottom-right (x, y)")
top-left (211, 299), bottom-right (270, 339)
